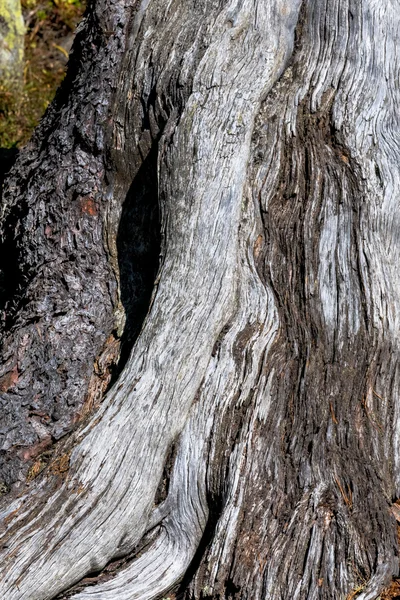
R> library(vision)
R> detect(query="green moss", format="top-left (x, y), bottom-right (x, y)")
top-left (0, 0), bottom-right (25, 81)
top-left (0, 0), bottom-right (84, 147)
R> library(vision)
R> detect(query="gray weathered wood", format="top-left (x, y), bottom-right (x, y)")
top-left (0, 1), bottom-right (400, 599)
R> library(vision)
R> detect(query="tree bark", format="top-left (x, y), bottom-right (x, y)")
top-left (0, 0), bottom-right (400, 599)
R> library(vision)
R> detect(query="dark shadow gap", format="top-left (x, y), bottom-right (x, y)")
top-left (154, 439), bottom-right (177, 506)
top-left (0, 147), bottom-right (23, 328)
top-left (0, 147), bottom-right (18, 191)
top-left (174, 491), bottom-right (224, 600)
top-left (115, 142), bottom-right (161, 373)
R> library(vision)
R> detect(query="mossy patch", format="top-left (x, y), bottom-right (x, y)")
top-left (0, 0), bottom-right (25, 80)
top-left (0, 0), bottom-right (84, 148)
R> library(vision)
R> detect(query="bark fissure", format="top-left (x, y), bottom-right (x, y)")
top-left (116, 142), bottom-right (161, 372)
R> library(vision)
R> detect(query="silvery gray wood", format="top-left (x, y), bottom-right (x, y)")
top-left (0, 1), bottom-right (399, 599)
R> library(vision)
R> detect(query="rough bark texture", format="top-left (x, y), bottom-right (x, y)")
top-left (0, 0), bottom-right (400, 599)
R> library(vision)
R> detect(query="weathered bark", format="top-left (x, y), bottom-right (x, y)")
top-left (0, 0), bottom-right (400, 599)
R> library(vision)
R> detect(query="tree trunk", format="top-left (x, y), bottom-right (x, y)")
top-left (0, 0), bottom-right (399, 599)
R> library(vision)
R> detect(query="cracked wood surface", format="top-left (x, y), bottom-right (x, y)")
top-left (1, 1), bottom-right (400, 599)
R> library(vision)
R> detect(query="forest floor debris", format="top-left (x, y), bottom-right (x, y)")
top-left (0, 0), bottom-right (84, 147)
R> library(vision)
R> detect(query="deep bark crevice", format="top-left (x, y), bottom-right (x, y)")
top-left (154, 438), bottom-right (177, 507)
top-left (116, 142), bottom-right (161, 373)
top-left (53, 523), bottom-right (164, 599)
top-left (0, 148), bottom-right (18, 198)
top-left (176, 489), bottom-right (224, 599)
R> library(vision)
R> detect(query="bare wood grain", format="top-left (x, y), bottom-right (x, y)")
top-left (1, 1), bottom-right (400, 599)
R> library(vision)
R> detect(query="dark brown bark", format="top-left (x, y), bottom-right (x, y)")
top-left (0, 0), bottom-right (126, 486)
